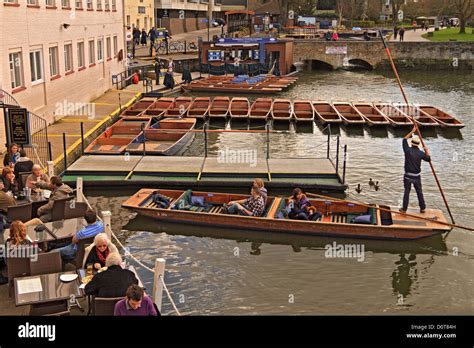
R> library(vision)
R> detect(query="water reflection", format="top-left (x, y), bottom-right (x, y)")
top-left (391, 253), bottom-right (418, 300)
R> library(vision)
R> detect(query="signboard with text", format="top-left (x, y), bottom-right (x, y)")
top-left (325, 46), bottom-right (348, 55)
top-left (6, 108), bottom-right (31, 145)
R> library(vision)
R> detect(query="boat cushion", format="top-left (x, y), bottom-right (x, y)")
top-left (351, 214), bottom-right (372, 224)
top-left (191, 196), bottom-right (205, 207)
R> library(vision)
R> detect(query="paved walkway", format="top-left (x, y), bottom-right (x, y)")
top-left (390, 27), bottom-right (434, 42)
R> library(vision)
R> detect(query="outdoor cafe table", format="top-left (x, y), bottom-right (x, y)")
top-left (15, 192), bottom-right (49, 218)
top-left (14, 270), bottom-right (84, 306)
top-left (2, 217), bottom-right (87, 251)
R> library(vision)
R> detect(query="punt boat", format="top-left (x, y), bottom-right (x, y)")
top-left (393, 104), bottom-right (439, 127)
top-left (164, 96), bottom-right (193, 118)
top-left (125, 118), bottom-right (196, 156)
top-left (373, 103), bottom-right (413, 127)
top-left (85, 118), bottom-right (151, 154)
top-left (249, 98), bottom-right (272, 121)
top-left (121, 98), bottom-right (156, 117)
top-left (209, 96), bottom-right (231, 119)
top-left (230, 97), bottom-right (250, 120)
top-left (187, 97), bottom-right (211, 119)
top-left (312, 102), bottom-right (343, 125)
top-left (142, 98), bottom-right (175, 117)
top-left (352, 103), bottom-right (390, 126)
top-left (271, 99), bottom-right (293, 122)
top-left (416, 105), bottom-right (465, 128)
top-left (293, 100), bottom-right (315, 122)
top-left (122, 188), bottom-right (451, 241)
top-left (332, 102), bottom-right (366, 125)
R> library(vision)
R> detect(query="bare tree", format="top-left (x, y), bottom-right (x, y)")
top-left (453, 0), bottom-right (473, 33)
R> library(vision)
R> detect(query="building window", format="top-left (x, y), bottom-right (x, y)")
top-left (88, 40), bottom-right (95, 65)
top-left (136, 19), bottom-right (140, 29)
top-left (77, 42), bottom-right (85, 68)
top-left (106, 37), bottom-right (111, 59)
top-left (61, 0), bottom-right (70, 7)
top-left (97, 37), bottom-right (104, 61)
top-left (30, 50), bottom-right (43, 83)
top-left (4, 0), bottom-right (18, 3)
top-left (49, 46), bottom-right (59, 77)
top-left (104, 0), bottom-right (109, 10)
top-left (86, 0), bottom-right (92, 9)
top-left (9, 52), bottom-right (23, 89)
top-left (138, 6), bottom-right (145, 14)
top-left (111, 0), bottom-right (115, 10)
top-left (64, 44), bottom-right (73, 72)
top-left (96, 0), bottom-right (101, 10)
top-left (75, 0), bottom-right (82, 8)
top-left (126, 15), bottom-right (130, 26)
top-left (46, 0), bottom-right (55, 6)
top-left (27, 0), bottom-right (38, 5)
top-left (113, 35), bottom-right (118, 56)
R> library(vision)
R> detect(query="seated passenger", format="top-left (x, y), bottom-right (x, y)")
top-left (225, 186), bottom-right (265, 217)
top-left (253, 178), bottom-right (267, 204)
top-left (288, 188), bottom-right (321, 221)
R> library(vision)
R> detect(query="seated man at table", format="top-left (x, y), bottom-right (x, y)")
top-left (83, 233), bottom-right (118, 270)
top-left (114, 284), bottom-right (158, 316)
top-left (58, 209), bottom-right (104, 261)
top-left (0, 167), bottom-right (19, 194)
top-left (36, 176), bottom-right (73, 222)
top-left (26, 165), bottom-right (50, 193)
top-left (85, 252), bottom-right (138, 298)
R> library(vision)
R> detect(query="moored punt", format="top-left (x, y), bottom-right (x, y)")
top-left (121, 98), bottom-right (156, 117)
top-left (143, 97), bottom-right (175, 117)
top-left (352, 103), bottom-right (390, 126)
top-left (209, 96), bottom-right (231, 119)
top-left (293, 100), bottom-right (315, 122)
top-left (230, 97), bottom-right (250, 120)
top-left (271, 99), bottom-right (293, 122)
top-left (416, 105), bottom-right (465, 128)
top-left (332, 102), bottom-right (366, 125)
top-left (393, 104), bottom-right (439, 127)
top-left (373, 103), bottom-right (413, 127)
top-left (122, 188), bottom-right (452, 240)
top-left (85, 118), bottom-right (151, 154)
top-left (187, 97), bottom-right (211, 119)
top-left (312, 102), bottom-right (343, 125)
top-left (125, 118), bottom-right (196, 156)
top-left (249, 98), bottom-right (273, 121)
top-left (164, 96), bottom-right (193, 118)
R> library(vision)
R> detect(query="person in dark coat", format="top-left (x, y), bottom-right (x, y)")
top-left (3, 143), bottom-right (20, 168)
top-left (85, 252), bottom-right (138, 298)
top-left (133, 27), bottom-right (140, 46)
top-left (399, 27), bottom-right (405, 42)
top-left (154, 58), bottom-right (164, 85)
top-left (13, 149), bottom-right (34, 179)
top-left (393, 26), bottom-right (399, 40)
top-left (0, 167), bottom-right (19, 194)
top-left (164, 73), bottom-right (175, 89)
top-left (140, 29), bottom-right (147, 46)
top-left (148, 27), bottom-right (157, 47)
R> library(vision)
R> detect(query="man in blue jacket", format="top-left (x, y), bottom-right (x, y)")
top-left (400, 128), bottom-right (431, 214)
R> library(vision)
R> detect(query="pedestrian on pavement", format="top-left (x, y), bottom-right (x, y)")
top-left (399, 27), bottom-right (405, 42)
top-left (412, 20), bottom-right (417, 32)
top-left (154, 57), bottom-right (163, 85)
top-left (149, 27), bottom-right (157, 47)
top-left (167, 58), bottom-right (175, 74)
top-left (133, 27), bottom-right (140, 46)
top-left (394, 26), bottom-right (399, 40)
top-left (140, 29), bottom-right (147, 47)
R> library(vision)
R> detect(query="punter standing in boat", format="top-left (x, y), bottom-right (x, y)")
top-left (400, 128), bottom-right (431, 214)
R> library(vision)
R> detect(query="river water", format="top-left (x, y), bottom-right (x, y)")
top-left (86, 70), bottom-right (474, 315)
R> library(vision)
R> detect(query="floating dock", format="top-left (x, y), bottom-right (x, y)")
top-left (62, 155), bottom-right (347, 193)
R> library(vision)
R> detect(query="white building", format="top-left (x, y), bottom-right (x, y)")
top-left (0, 0), bottom-right (126, 146)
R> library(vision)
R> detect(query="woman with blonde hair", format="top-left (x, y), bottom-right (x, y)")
top-left (6, 220), bottom-right (32, 248)
top-left (82, 233), bottom-right (119, 270)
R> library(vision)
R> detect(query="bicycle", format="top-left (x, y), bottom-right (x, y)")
top-left (168, 40), bottom-right (185, 54)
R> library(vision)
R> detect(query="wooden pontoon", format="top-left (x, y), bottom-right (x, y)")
top-left (122, 189), bottom-right (452, 240)
top-left (393, 104), bottom-right (439, 127)
top-left (293, 100), bottom-right (315, 122)
top-left (249, 98), bottom-right (273, 121)
top-left (125, 118), bottom-right (196, 156)
top-left (164, 96), bottom-right (193, 118)
top-left (85, 118), bottom-right (151, 154)
top-left (373, 103), bottom-right (413, 127)
top-left (353, 103), bottom-right (390, 126)
top-left (312, 102), bottom-right (343, 125)
top-left (230, 97), bottom-right (250, 120)
top-left (416, 105), bottom-right (465, 128)
top-left (271, 99), bottom-right (293, 122)
top-left (209, 96), bottom-right (231, 119)
top-left (332, 102), bottom-right (366, 125)
top-left (142, 98), bottom-right (175, 117)
top-left (187, 97), bottom-right (211, 119)
top-left (121, 98), bottom-right (156, 117)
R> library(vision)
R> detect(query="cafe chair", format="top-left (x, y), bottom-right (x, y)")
top-left (7, 203), bottom-right (33, 223)
top-left (93, 296), bottom-right (123, 316)
top-left (29, 300), bottom-right (68, 316)
top-left (7, 256), bottom-right (31, 297)
top-left (30, 251), bottom-right (62, 276)
top-left (64, 201), bottom-right (88, 220)
top-left (51, 196), bottom-right (74, 222)
top-left (18, 172), bottom-right (32, 191)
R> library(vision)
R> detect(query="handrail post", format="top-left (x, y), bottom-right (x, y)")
top-left (76, 177), bottom-right (84, 203)
top-left (342, 144), bottom-right (347, 184)
top-left (62, 132), bottom-right (67, 172)
top-left (101, 211), bottom-right (112, 240)
top-left (153, 258), bottom-right (166, 313)
top-left (80, 122), bottom-right (84, 155)
top-left (47, 160), bottom-right (55, 178)
top-left (335, 136), bottom-right (340, 175)
top-left (48, 141), bottom-right (53, 161)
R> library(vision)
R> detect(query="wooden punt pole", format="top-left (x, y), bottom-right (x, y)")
top-left (379, 30), bottom-right (455, 224)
